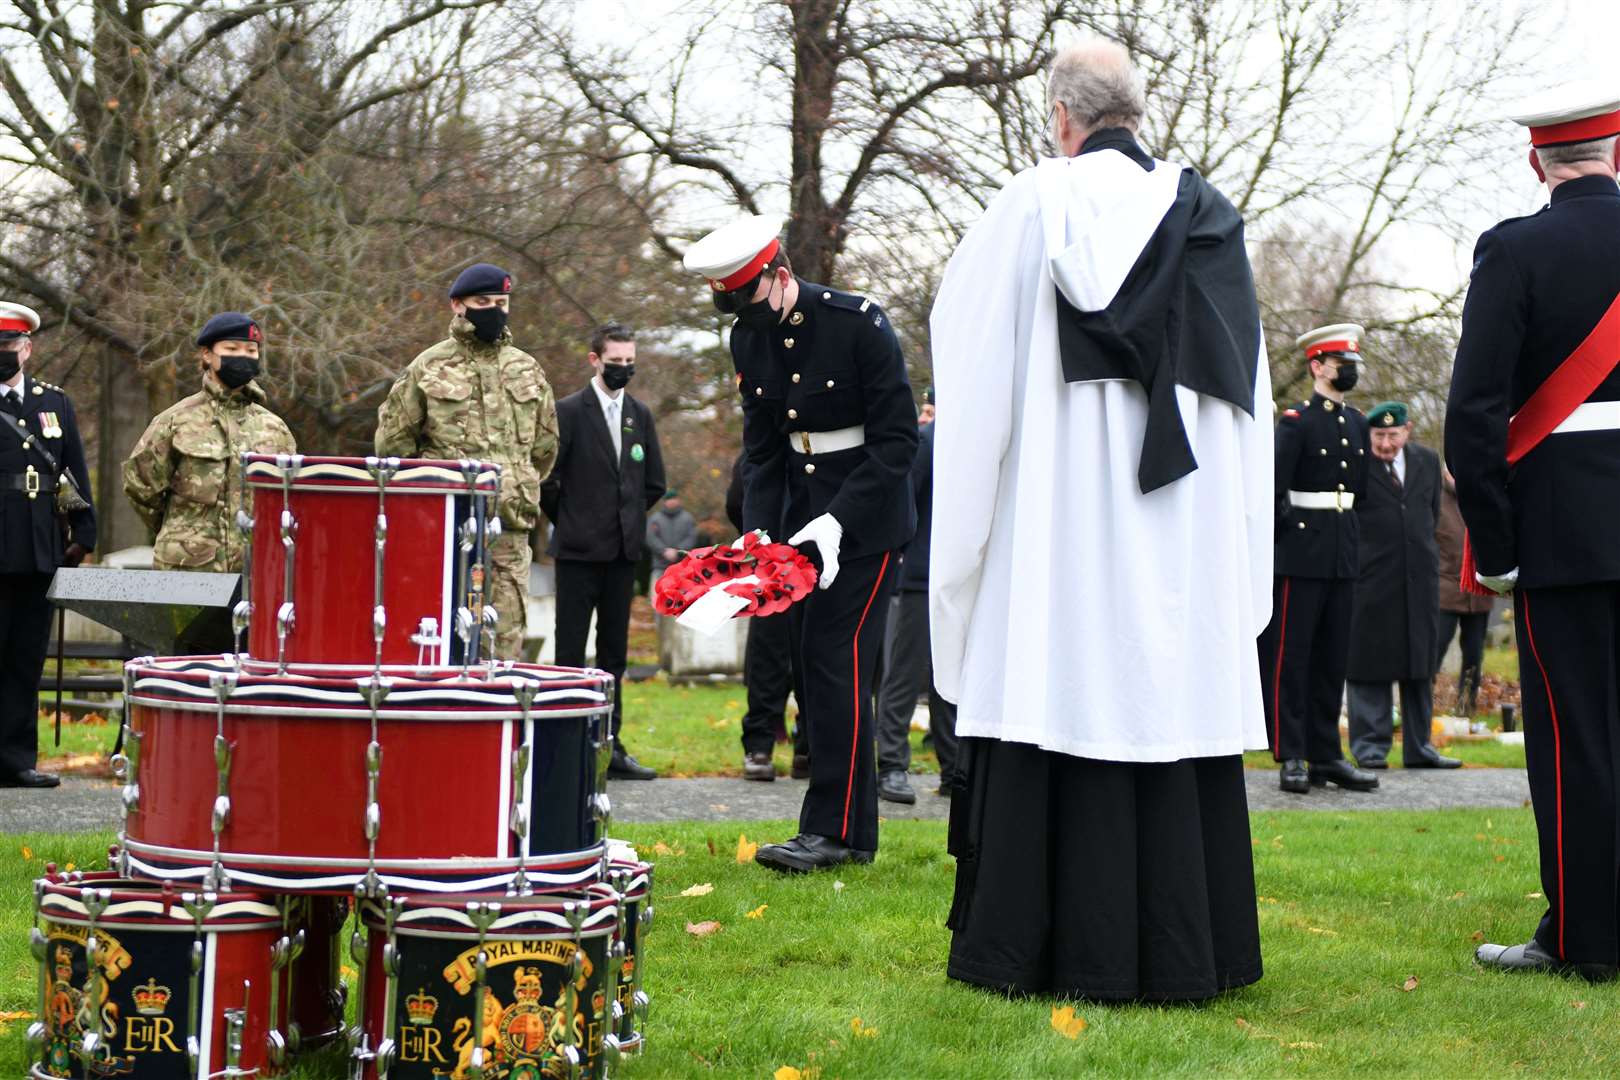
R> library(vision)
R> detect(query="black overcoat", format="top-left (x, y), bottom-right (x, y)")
top-left (1346, 441), bottom-right (1441, 681)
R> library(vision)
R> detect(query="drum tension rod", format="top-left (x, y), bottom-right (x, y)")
top-left (205, 669), bottom-right (239, 893)
top-left (599, 869), bottom-right (632, 1077)
top-left (366, 456), bottom-right (400, 675)
top-left (275, 453), bottom-right (304, 674)
top-left (232, 450), bottom-right (255, 657)
top-left (463, 900), bottom-right (500, 1080)
top-left (182, 891), bottom-right (217, 1080)
top-left (456, 458), bottom-right (482, 676)
top-left (508, 680), bottom-right (537, 896)
top-left (358, 674), bottom-right (392, 900)
top-left (25, 880), bottom-right (48, 1061)
top-left (346, 883), bottom-right (376, 1066)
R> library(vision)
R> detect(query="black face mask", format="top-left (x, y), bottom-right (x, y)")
top-left (0, 350), bottom-right (18, 383)
top-left (216, 353), bottom-right (260, 390)
top-left (1330, 364), bottom-right (1359, 393)
top-left (465, 306), bottom-right (508, 345)
top-left (601, 362), bottom-right (635, 391)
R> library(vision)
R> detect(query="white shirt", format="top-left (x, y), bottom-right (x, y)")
top-left (1391, 447), bottom-right (1407, 485)
top-left (928, 152), bottom-right (1273, 762)
top-left (591, 376), bottom-right (623, 461)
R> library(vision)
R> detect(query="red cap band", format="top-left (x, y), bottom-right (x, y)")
top-left (710, 238), bottom-right (780, 292)
top-left (0, 317), bottom-right (32, 333)
top-left (1305, 339), bottom-right (1359, 360)
top-left (1530, 109), bottom-right (1620, 147)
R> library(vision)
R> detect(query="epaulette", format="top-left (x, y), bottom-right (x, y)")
top-left (31, 380), bottom-right (60, 395)
top-left (816, 288), bottom-right (878, 314)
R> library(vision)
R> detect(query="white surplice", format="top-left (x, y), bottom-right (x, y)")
top-left (928, 152), bottom-right (1274, 763)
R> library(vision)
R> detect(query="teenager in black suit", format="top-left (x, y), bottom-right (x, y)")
top-left (541, 323), bottom-right (666, 779)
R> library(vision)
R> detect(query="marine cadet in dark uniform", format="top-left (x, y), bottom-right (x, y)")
top-left (1257, 323), bottom-right (1377, 795)
top-left (1448, 86), bottom-right (1620, 982)
top-left (0, 301), bottom-right (96, 789)
top-left (685, 215), bottom-right (918, 872)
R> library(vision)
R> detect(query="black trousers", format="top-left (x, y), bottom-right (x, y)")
top-left (0, 573), bottom-right (53, 775)
top-left (1346, 678), bottom-right (1436, 766)
top-left (1515, 585), bottom-right (1620, 967)
top-left (1437, 609), bottom-right (1489, 710)
top-left (740, 610), bottom-right (808, 758)
top-left (1258, 576), bottom-right (1351, 763)
top-left (554, 558), bottom-right (635, 741)
top-left (875, 589), bottom-right (959, 785)
top-left (792, 549), bottom-right (896, 852)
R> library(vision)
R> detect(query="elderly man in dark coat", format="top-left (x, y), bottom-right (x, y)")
top-left (1346, 401), bottom-right (1460, 769)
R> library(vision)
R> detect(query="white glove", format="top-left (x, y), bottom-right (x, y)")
top-left (728, 529), bottom-right (770, 551)
top-left (1476, 567), bottom-right (1519, 596)
top-left (787, 513), bottom-right (844, 589)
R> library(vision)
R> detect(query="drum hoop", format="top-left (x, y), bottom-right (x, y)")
top-left (124, 693), bottom-right (610, 722)
top-left (361, 900), bottom-right (619, 939)
top-left (245, 458), bottom-right (499, 494)
top-left (39, 895), bottom-right (281, 929)
top-left (121, 837), bottom-right (607, 873)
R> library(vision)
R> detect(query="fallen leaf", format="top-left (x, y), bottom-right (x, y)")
top-left (1486, 818), bottom-right (1493, 829)
top-left (1050, 1005), bottom-right (1087, 1039)
top-left (1450, 891), bottom-right (1467, 899)
top-left (1494, 855), bottom-right (1506, 863)
top-left (685, 920), bottom-right (722, 937)
top-left (774, 1068), bottom-right (802, 1080)
top-left (1286, 1041), bottom-right (1322, 1049)
top-left (746, 904), bottom-right (768, 919)
top-left (850, 1016), bottom-right (879, 1038)
top-left (0, 1011), bottom-right (34, 1022)
top-left (1256, 896), bottom-right (1279, 904)
top-left (1471, 930), bottom-right (1485, 942)
top-left (707, 839), bottom-right (716, 856)
top-left (653, 841), bottom-right (673, 856)
top-left (20, 845), bottom-right (32, 861)
top-left (737, 834), bottom-right (759, 863)
top-left (708, 717), bottom-right (730, 730)
top-left (1474, 833), bottom-right (1488, 841)
top-left (341, 965), bottom-right (357, 980)
top-left (1402, 975), bottom-right (1419, 992)
top-left (1526, 892), bottom-right (1544, 900)
top-left (679, 883), bottom-right (714, 898)
top-left (1307, 927), bottom-right (1338, 936)
top-left (1235, 1018), bottom-right (1251, 1030)
top-left (1572, 1001), bottom-right (1588, 1010)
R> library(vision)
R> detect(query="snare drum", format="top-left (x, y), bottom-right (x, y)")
top-left (118, 656), bottom-right (614, 894)
top-left (242, 454), bottom-right (501, 668)
top-left (591, 859), bottom-right (653, 1054)
top-left (27, 871), bottom-right (289, 1079)
top-left (353, 891), bottom-right (621, 1079)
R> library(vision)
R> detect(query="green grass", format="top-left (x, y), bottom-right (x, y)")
top-left (5, 813), bottom-right (1617, 1077)
top-left (619, 677), bottom-right (939, 778)
top-left (1244, 733), bottom-right (1526, 771)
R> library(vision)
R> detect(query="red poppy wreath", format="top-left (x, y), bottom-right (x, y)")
top-left (653, 531), bottom-right (818, 620)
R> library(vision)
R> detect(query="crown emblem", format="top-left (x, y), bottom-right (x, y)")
top-left (512, 966), bottom-right (543, 1003)
top-left (405, 988), bottom-right (439, 1025)
top-left (133, 978), bottom-right (172, 1016)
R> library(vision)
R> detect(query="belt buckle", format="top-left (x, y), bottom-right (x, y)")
top-left (24, 465), bottom-right (38, 499)
top-left (799, 432), bottom-right (813, 455)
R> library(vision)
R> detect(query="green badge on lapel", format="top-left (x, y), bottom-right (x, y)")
top-left (630, 443), bottom-right (645, 462)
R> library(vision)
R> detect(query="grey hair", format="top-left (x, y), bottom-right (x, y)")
top-left (1536, 135), bottom-right (1619, 168)
top-left (1047, 39), bottom-right (1146, 132)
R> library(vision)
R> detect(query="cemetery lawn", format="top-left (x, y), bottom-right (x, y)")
top-left (5, 812), bottom-right (1618, 1077)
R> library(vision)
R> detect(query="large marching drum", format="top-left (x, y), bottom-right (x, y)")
top-left (26, 456), bottom-right (657, 1079)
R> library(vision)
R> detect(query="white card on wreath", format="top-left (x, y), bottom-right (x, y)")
top-left (676, 577), bottom-right (758, 635)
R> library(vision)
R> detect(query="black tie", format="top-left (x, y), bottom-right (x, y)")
top-left (0, 390), bottom-right (18, 416)
top-left (1387, 461), bottom-right (1401, 490)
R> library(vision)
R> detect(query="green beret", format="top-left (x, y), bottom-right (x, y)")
top-left (1367, 401), bottom-right (1409, 427)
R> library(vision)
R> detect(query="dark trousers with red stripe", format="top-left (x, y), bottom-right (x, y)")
top-left (791, 549), bottom-right (896, 852)
top-left (1516, 585), bottom-right (1620, 966)
top-left (1257, 576), bottom-right (1351, 764)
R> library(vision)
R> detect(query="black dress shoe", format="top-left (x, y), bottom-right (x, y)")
top-left (1308, 759), bottom-right (1379, 791)
top-left (1405, 750), bottom-right (1463, 769)
top-left (0, 769), bottom-right (60, 788)
top-left (607, 747), bottom-right (657, 781)
top-left (790, 754), bottom-right (811, 780)
top-left (1357, 758), bottom-right (1389, 770)
top-left (878, 770), bottom-right (916, 804)
top-left (742, 752), bottom-right (775, 782)
top-left (754, 833), bottom-right (874, 873)
top-left (1279, 759), bottom-right (1310, 794)
top-left (1477, 940), bottom-right (1619, 982)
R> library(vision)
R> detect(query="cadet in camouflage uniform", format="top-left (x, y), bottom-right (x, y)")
top-left (374, 263), bottom-right (559, 659)
top-left (123, 312), bottom-right (296, 572)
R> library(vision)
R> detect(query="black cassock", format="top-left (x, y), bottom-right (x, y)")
top-left (1346, 443), bottom-right (1441, 683)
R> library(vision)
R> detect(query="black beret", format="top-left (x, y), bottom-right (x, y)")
top-left (449, 263), bottom-right (513, 299)
top-left (197, 312), bottom-right (262, 348)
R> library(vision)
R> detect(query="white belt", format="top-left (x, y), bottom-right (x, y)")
top-left (1288, 489), bottom-right (1355, 511)
top-left (788, 425), bottom-right (865, 455)
top-left (1552, 400), bottom-right (1620, 434)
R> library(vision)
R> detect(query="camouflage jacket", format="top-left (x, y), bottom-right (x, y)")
top-left (373, 317), bottom-right (559, 529)
top-left (123, 378), bottom-right (297, 571)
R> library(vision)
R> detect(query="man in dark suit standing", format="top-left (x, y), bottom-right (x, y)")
top-left (1345, 402), bottom-right (1459, 770)
top-left (542, 322), bottom-right (665, 780)
top-left (1449, 85), bottom-right (1620, 981)
top-left (0, 301), bottom-right (95, 788)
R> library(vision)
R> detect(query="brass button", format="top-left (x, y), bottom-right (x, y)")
top-left (1324, 400), bottom-right (1335, 412)
top-left (790, 311), bottom-right (804, 326)
top-left (804, 463), bottom-right (816, 475)
top-left (787, 409), bottom-right (798, 420)
top-left (1340, 438), bottom-right (1348, 446)
top-left (784, 338), bottom-right (795, 349)
top-left (1297, 521), bottom-right (1306, 529)
top-left (792, 373), bottom-right (801, 383)
top-left (1337, 483), bottom-right (1346, 491)
top-left (1319, 448), bottom-right (1327, 456)
top-left (826, 379), bottom-right (835, 388)
top-left (755, 387), bottom-right (763, 396)
top-left (1358, 448), bottom-right (1365, 455)
top-left (1340, 461), bottom-right (1348, 469)
top-left (1338, 416), bottom-right (1346, 425)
